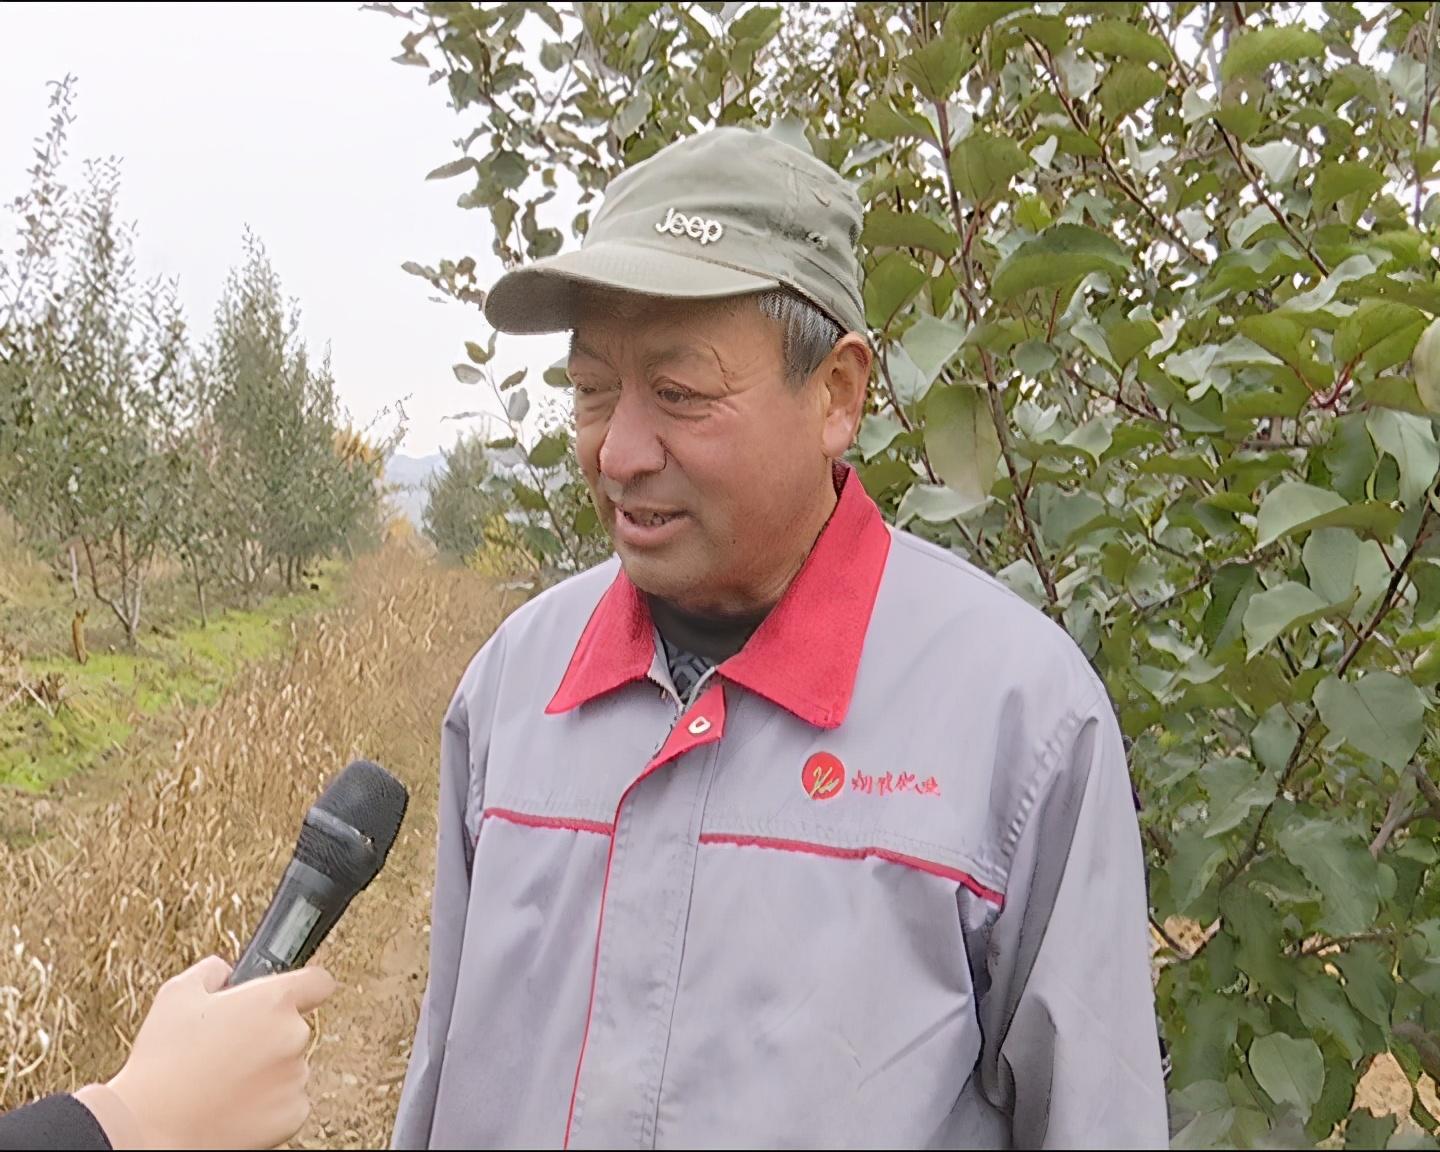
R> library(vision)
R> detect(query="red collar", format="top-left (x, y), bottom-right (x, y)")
top-left (546, 463), bottom-right (891, 729)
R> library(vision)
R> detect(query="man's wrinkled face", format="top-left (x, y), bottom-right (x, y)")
top-left (568, 293), bottom-right (851, 616)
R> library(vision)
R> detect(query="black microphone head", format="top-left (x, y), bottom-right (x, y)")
top-left (316, 758), bottom-right (409, 858)
top-left (294, 759), bottom-right (409, 890)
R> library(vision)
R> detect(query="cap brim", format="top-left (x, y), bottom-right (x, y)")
top-left (483, 240), bottom-right (779, 334)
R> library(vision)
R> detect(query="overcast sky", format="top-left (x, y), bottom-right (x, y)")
top-left (0, 1), bottom-right (570, 458)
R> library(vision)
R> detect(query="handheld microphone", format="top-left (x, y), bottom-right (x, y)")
top-left (226, 759), bottom-right (409, 987)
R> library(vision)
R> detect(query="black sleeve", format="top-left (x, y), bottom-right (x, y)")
top-left (0, 1094), bottom-right (113, 1151)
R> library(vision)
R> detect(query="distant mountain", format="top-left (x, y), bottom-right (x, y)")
top-left (384, 452), bottom-right (444, 525)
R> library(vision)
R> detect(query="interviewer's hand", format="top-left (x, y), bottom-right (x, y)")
top-left (75, 956), bottom-right (337, 1150)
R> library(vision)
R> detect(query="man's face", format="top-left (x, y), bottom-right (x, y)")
top-left (568, 294), bottom-right (844, 615)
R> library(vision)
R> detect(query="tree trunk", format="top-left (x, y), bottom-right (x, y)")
top-left (82, 535), bottom-right (136, 646)
top-left (191, 555), bottom-right (208, 628)
top-left (69, 545), bottom-right (80, 600)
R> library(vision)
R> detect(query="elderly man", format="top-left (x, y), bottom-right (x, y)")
top-left (393, 128), bottom-right (1168, 1150)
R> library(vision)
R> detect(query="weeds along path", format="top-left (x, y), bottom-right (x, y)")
top-left (1, 544), bottom-right (516, 1147)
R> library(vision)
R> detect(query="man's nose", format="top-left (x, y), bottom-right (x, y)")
top-left (597, 388), bottom-right (665, 486)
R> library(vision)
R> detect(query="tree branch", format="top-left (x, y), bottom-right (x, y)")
top-left (1297, 931), bottom-right (1393, 957)
top-left (877, 351), bottom-right (989, 564)
top-left (924, 90), bottom-right (1057, 607)
top-left (1224, 502), bottom-right (1436, 888)
top-left (878, 348), bottom-right (918, 436)
top-left (1371, 786), bottom-right (1413, 859)
top-left (1152, 916), bottom-right (1193, 960)
top-left (984, 367), bottom-right (1059, 607)
top-left (1152, 1), bottom-right (1326, 274)
top-left (1025, 36), bottom-right (1210, 266)
top-left (1064, 365), bottom-right (1155, 424)
top-left (1418, 2), bottom-right (1438, 228)
top-left (1413, 762), bottom-right (1440, 821)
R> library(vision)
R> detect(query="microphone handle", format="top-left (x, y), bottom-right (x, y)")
top-left (226, 858), bottom-right (351, 987)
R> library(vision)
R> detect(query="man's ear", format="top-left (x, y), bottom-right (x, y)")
top-left (817, 333), bottom-right (872, 458)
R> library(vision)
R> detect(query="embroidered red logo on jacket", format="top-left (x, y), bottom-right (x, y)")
top-left (802, 753), bottom-right (846, 800)
top-left (852, 771), bottom-right (942, 797)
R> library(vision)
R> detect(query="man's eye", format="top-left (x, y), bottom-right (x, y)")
top-left (658, 386), bottom-right (697, 404)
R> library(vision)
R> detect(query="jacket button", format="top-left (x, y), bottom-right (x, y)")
top-left (688, 716), bottom-right (711, 735)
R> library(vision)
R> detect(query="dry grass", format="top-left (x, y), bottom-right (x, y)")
top-left (0, 541), bottom-right (516, 1147)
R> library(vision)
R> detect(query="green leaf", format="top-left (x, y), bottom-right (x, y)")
top-left (1279, 817), bottom-right (1381, 936)
top-left (1014, 340), bottom-right (1058, 377)
top-left (543, 359), bottom-right (570, 389)
top-left (1315, 672), bottom-right (1426, 771)
top-left (1413, 639), bottom-right (1440, 685)
top-left (729, 3), bottom-right (781, 43)
top-left (902, 315), bottom-right (968, 385)
top-left (532, 3), bottom-right (563, 34)
top-left (1216, 97), bottom-right (1264, 142)
top-left (896, 482), bottom-right (983, 525)
top-left (1298, 974), bottom-right (1366, 1063)
top-left (992, 224), bottom-right (1129, 301)
top-left (507, 387), bottom-right (530, 423)
top-left (1368, 409), bottom-right (1440, 506)
top-left (1172, 1107), bottom-right (1236, 1150)
top-left (1252, 704), bottom-right (1300, 774)
top-left (860, 457), bottom-right (916, 499)
top-left (464, 340), bottom-right (493, 365)
top-left (858, 414), bottom-right (906, 462)
top-left (1203, 758), bottom-right (1277, 838)
top-left (486, 150), bottom-right (528, 190)
top-left (512, 481), bottom-right (547, 513)
top-left (1204, 563), bottom-right (1261, 650)
top-left (1081, 20), bottom-right (1170, 65)
top-left (574, 500), bottom-right (600, 536)
top-left (528, 433), bottom-right (568, 468)
top-left (861, 208), bottom-right (959, 257)
top-left (1297, 501), bottom-right (1400, 541)
top-left (946, 1), bottom-right (1028, 40)
top-left (1345, 1109), bottom-right (1396, 1150)
top-left (1062, 413), bottom-right (1115, 461)
top-left (1105, 317), bottom-right (1161, 367)
top-left (949, 131), bottom-right (1029, 203)
top-left (1313, 162), bottom-right (1388, 216)
top-left (1305, 528), bottom-right (1361, 604)
top-left (1038, 489), bottom-right (1106, 550)
top-left (614, 89), bottom-right (653, 140)
top-left (1242, 581), bottom-right (1329, 658)
top-left (1337, 302), bottom-right (1426, 366)
top-left (1255, 481), bottom-right (1347, 547)
top-left (1248, 1033), bottom-right (1325, 1121)
top-left (1015, 193), bottom-right (1053, 232)
top-left (1222, 26), bottom-right (1325, 83)
top-left (1220, 883), bottom-right (1294, 997)
top-left (899, 37), bottom-right (974, 102)
top-left (1098, 61), bottom-right (1167, 121)
top-left (1310, 1048), bottom-right (1360, 1144)
top-left (1244, 140), bottom-right (1303, 186)
top-left (861, 98), bottom-right (934, 142)
top-left (1170, 827), bottom-right (1228, 912)
top-left (923, 385), bottom-right (1001, 505)
top-left (427, 157), bottom-right (476, 181)
top-left (1335, 944), bottom-right (1394, 1027)
top-left (864, 251), bottom-right (928, 329)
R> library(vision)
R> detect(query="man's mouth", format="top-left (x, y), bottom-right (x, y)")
top-left (619, 507), bottom-right (684, 529)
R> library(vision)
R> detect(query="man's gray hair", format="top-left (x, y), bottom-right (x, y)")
top-left (756, 289), bottom-right (843, 386)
